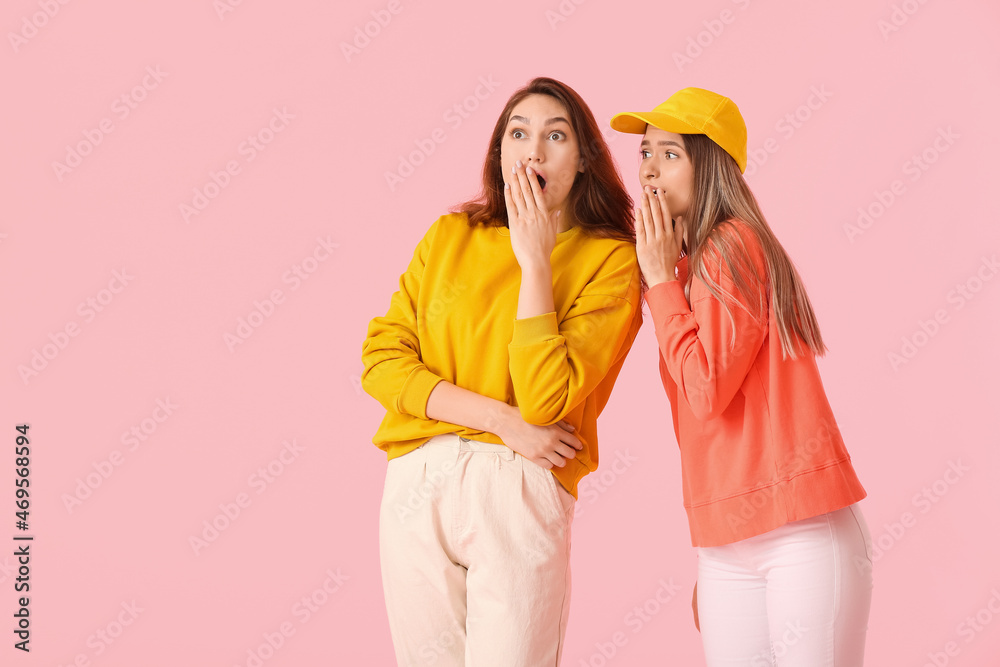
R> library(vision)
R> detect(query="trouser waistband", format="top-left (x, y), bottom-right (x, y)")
top-left (423, 433), bottom-right (515, 460)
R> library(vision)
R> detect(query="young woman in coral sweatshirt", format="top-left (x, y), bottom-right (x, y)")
top-left (611, 88), bottom-right (873, 666)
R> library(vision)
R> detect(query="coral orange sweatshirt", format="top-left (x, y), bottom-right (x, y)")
top-left (644, 219), bottom-right (866, 547)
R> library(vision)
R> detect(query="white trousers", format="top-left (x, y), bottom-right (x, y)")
top-left (697, 503), bottom-right (874, 666)
top-left (379, 433), bottom-right (576, 666)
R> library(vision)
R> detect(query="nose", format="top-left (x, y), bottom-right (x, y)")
top-left (641, 158), bottom-right (658, 181)
top-left (527, 138), bottom-right (544, 163)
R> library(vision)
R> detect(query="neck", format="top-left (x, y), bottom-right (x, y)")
top-left (554, 204), bottom-right (574, 233)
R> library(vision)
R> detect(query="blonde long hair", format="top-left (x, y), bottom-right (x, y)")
top-left (681, 133), bottom-right (826, 360)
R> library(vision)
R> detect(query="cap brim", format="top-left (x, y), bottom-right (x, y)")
top-left (610, 111), bottom-right (703, 136)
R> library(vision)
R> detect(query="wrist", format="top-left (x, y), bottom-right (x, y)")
top-left (485, 402), bottom-right (518, 437)
top-left (645, 272), bottom-right (677, 287)
top-left (517, 258), bottom-right (552, 276)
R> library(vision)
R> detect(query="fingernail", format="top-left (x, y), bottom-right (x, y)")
top-left (504, 182), bottom-right (510, 190)
top-left (511, 165), bottom-right (515, 174)
top-left (516, 160), bottom-right (523, 169)
top-left (526, 166), bottom-right (533, 176)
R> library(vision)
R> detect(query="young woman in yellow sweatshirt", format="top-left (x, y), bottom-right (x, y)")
top-left (611, 88), bottom-right (872, 666)
top-left (362, 77), bottom-right (643, 666)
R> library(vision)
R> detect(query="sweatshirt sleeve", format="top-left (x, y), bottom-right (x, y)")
top-left (361, 219), bottom-right (445, 420)
top-left (644, 224), bottom-right (768, 421)
top-left (507, 245), bottom-right (641, 425)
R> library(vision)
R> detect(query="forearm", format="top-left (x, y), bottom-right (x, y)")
top-left (425, 380), bottom-right (517, 436)
top-left (516, 263), bottom-right (555, 319)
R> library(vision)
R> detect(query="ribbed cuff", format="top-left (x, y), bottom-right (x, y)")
top-left (398, 367), bottom-right (444, 419)
top-left (643, 280), bottom-right (691, 318)
top-left (509, 311), bottom-right (560, 346)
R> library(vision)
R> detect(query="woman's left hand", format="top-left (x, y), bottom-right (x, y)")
top-left (692, 581), bottom-right (700, 632)
top-left (635, 185), bottom-right (684, 287)
top-left (504, 160), bottom-right (559, 271)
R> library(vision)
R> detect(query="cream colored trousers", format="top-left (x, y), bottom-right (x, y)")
top-left (379, 433), bottom-right (576, 666)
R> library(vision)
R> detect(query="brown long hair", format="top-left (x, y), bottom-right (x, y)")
top-left (681, 133), bottom-right (826, 359)
top-left (455, 77), bottom-right (635, 247)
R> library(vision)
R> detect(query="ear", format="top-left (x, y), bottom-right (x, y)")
top-left (578, 157), bottom-right (585, 173)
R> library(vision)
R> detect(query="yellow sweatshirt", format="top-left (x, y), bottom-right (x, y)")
top-left (361, 212), bottom-right (643, 497)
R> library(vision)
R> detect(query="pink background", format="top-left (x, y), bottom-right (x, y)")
top-left (4, 0), bottom-right (1000, 664)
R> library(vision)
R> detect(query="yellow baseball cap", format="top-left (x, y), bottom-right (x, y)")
top-left (610, 87), bottom-right (748, 173)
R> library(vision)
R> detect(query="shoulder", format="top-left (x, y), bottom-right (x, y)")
top-left (429, 211), bottom-right (469, 234)
top-left (703, 218), bottom-right (767, 277)
top-left (417, 212), bottom-right (475, 247)
top-left (574, 230), bottom-right (639, 267)
top-left (571, 234), bottom-right (641, 305)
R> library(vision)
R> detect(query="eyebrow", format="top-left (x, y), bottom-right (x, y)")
top-left (509, 115), bottom-right (571, 126)
top-left (640, 139), bottom-right (684, 148)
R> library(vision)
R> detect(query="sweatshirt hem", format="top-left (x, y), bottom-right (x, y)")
top-left (685, 458), bottom-right (867, 547)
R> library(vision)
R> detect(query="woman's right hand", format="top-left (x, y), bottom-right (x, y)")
top-left (496, 413), bottom-right (583, 469)
top-left (635, 186), bottom-right (684, 287)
